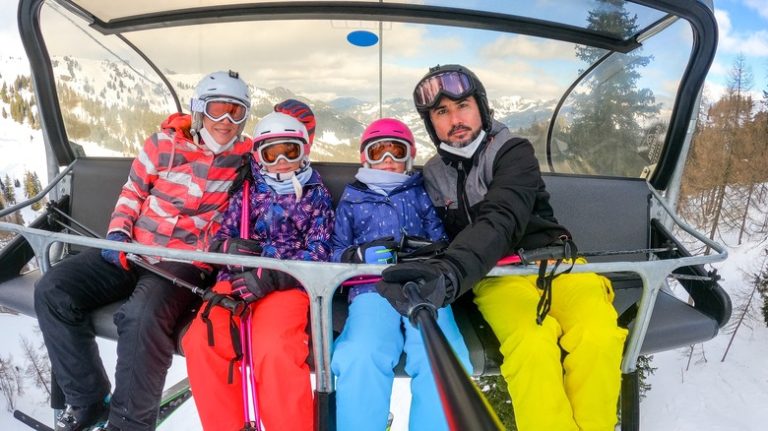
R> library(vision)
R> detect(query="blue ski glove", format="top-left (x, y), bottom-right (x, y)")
top-left (341, 238), bottom-right (398, 264)
top-left (101, 231), bottom-right (131, 270)
top-left (231, 269), bottom-right (297, 303)
top-left (375, 260), bottom-right (459, 316)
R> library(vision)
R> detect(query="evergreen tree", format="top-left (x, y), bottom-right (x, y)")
top-left (23, 170), bottom-right (45, 211)
top-left (3, 174), bottom-right (16, 205)
top-left (636, 355), bottom-right (656, 398)
top-left (31, 172), bottom-right (44, 211)
top-left (0, 82), bottom-right (8, 103)
top-left (566, 0), bottom-right (660, 176)
top-left (10, 93), bottom-right (25, 123)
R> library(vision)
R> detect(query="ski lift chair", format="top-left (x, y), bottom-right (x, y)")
top-left (0, 1), bottom-right (732, 430)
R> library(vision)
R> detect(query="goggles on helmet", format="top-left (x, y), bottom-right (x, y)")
top-left (413, 70), bottom-right (474, 110)
top-left (363, 138), bottom-right (410, 164)
top-left (256, 139), bottom-right (305, 166)
top-left (191, 97), bottom-right (249, 124)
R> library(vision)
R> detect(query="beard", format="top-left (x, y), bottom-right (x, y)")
top-left (444, 124), bottom-right (482, 148)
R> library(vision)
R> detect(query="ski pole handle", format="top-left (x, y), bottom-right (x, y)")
top-left (402, 281), bottom-right (437, 325)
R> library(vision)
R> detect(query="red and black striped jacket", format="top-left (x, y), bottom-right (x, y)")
top-left (108, 113), bottom-right (251, 255)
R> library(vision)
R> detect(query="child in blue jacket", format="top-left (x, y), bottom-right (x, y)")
top-left (330, 118), bottom-right (472, 431)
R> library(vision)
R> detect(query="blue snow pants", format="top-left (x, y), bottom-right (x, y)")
top-left (331, 292), bottom-right (472, 431)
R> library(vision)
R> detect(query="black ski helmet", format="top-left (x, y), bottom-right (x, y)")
top-left (412, 64), bottom-right (493, 146)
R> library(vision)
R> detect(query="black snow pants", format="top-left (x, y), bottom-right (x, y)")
top-left (34, 248), bottom-right (208, 431)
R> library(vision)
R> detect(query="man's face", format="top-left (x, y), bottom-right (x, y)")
top-left (428, 96), bottom-right (483, 148)
top-left (202, 115), bottom-right (239, 145)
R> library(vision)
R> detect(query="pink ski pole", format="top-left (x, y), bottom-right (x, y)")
top-left (238, 179), bottom-right (262, 430)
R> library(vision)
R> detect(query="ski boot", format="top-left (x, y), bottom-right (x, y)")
top-left (55, 395), bottom-right (110, 431)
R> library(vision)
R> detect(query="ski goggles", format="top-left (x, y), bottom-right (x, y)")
top-left (363, 138), bottom-right (410, 164)
top-left (413, 70), bottom-right (474, 110)
top-left (191, 97), bottom-right (249, 124)
top-left (256, 139), bottom-right (305, 166)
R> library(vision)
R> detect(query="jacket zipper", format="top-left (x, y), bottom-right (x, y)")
top-left (456, 161), bottom-right (473, 224)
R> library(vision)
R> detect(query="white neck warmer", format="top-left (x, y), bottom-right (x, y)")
top-left (261, 164), bottom-right (314, 199)
top-left (355, 167), bottom-right (410, 195)
top-left (438, 129), bottom-right (486, 159)
top-left (199, 127), bottom-right (237, 155)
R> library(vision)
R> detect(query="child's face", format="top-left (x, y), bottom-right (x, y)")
top-left (265, 158), bottom-right (302, 174)
top-left (370, 156), bottom-right (406, 173)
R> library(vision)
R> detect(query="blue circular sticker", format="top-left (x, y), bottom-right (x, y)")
top-left (347, 30), bottom-right (379, 47)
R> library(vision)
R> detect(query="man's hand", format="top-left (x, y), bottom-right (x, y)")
top-left (101, 231), bottom-right (132, 270)
top-left (341, 238), bottom-right (398, 264)
top-left (231, 269), bottom-right (298, 303)
top-left (375, 260), bottom-right (459, 316)
top-left (209, 238), bottom-right (262, 256)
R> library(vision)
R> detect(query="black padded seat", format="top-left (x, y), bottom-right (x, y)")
top-left (0, 158), bottom-right (729, 375)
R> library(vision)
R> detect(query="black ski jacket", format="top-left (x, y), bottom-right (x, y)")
top-left (423, 120), bottom-right (570, 298)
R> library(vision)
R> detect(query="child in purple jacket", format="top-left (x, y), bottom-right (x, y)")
top-left (330, 118), bottom-right (471, 431)
top-left (183, 110), bottom-right (333, 431)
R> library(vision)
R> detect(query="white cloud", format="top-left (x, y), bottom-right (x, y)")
top-left (479, 35), bottom-right (576, 61)
top-left (715, 8), bottom-right (768, 56)
top-left (743, 0), bottom-right (768, 21)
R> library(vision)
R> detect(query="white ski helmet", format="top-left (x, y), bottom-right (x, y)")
top-left (252, 112), bottom-right (311, 165)
top-left (190, 70), bottom-right (251, 137)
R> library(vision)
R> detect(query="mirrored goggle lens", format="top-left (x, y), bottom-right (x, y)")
top-left (257, 140), bottom-right (304, 165)
top-left (413, 71), bottom-right (474, 109)
top-left (204, 100), bottom-right (248, 124)
top-left (365, 140), bottom-right (410, 164)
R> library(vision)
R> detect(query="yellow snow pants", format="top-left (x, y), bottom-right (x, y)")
top-left (474, 265), bottom-right (628, 431)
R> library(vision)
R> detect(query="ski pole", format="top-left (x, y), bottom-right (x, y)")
top-left (44, 210), bottom-right (245, 314)
top-left (237, 179), bottom-right (263, 431)
top-left (403, 281), bottom-right (504, 431)
top-left (125, 254), bottom-right (244, 315)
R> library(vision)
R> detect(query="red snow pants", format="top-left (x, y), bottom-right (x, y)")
top-left (182, 281), bottom-right (313, 431)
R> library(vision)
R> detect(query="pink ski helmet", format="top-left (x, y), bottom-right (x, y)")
top-left (359, 118), bottom-right (416, 170)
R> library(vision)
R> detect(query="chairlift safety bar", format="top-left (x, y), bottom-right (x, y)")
top-left (0, 161), bottom-right (728, 395)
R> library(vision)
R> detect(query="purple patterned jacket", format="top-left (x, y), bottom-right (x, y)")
top-left (213, 159), bottom-right (334, 282)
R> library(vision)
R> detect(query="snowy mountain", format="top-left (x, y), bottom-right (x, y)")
top-left (0, 54), bottom-right (565, 165)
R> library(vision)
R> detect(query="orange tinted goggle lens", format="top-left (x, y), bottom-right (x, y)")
top-left (260, 142), bottom-right (303, 163)
top-left (367, 141), bottom-right (408, 162)
top-left (205, 101), bottom-right (248, 122)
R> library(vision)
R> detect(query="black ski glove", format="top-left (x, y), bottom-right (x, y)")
top-left (209, 237), bottom-right (263, 256)
top-left (341, 237), bottom-right (398, 264)
top-left (375, 260), bottom-right (460, 316)
top-left (230, 269), bottom-right (297, 303)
